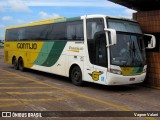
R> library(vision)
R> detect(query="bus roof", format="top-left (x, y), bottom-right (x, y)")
top-left (6, 16), bottom-right (82, 29)
top-left (6, 14), bottom-right (136, 29)
top-left (82, 14), bottom-right (136, 22)
top-left (6, 17), bottom-right (66, 29)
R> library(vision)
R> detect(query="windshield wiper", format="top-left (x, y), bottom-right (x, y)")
top-left (129, 42), bottom-right (144, 67)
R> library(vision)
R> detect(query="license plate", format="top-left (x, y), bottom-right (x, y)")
top-left (130, 78), bottom-right (135, 81)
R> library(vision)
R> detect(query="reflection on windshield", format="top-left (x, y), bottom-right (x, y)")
top-left (110, 33), bottom-right (146, 67)
top-left (108, 19), bottom-right (142, 34)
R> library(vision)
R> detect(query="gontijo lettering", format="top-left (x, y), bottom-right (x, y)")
top-left (17, 43), bottom-right (37, 49)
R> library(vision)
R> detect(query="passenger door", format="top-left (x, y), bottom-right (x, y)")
top-left (85, 18), bottom-right (108, 84)
top-left (93, 32), bottom-right (108, 84)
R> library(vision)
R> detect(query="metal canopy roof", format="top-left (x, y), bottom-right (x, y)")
top-left (108, 0), bottom-right (160, 11)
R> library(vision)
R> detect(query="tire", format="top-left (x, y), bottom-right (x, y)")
top-left (13, 57), bottom-right (18, 70)
top-left (18, 58), bottom-right (24, 71)
top-left (70, 66), bottom-right (83, 86)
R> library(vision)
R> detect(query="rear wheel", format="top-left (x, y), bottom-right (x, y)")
top-left (70, 66), bottom-right (83, 86)
top-left (18, 58), bottom-right (24, 71)
top-left (12, 57), bottom-right (18, 70)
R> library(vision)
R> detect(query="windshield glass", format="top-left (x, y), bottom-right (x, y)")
top-left (108, 19), bottom-right (142, 34)
top-left (108, 19), bottom-right (146, 67)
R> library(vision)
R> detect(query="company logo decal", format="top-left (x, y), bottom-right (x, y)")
top-left (17, 43), bottom-right (37, 49)
top-left (89, 71), bottom-right (103, 81)
top-left (68, 46), bottom-right (83, 52)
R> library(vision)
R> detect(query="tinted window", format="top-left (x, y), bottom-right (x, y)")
top-left (87, 19), bottom-right (104, 40)
top-left (6, 24), bottom-right (53, 41)
top-left (6, 29), bottom-right (19, 41)
top-left (6, 21), bottom-right (83, 41)
top-left (49, 23), bottom-right (66, 40)
top-left (26, 24), bottom-right (51, 40)
top-left (66, 21), bottom-right (83, 40)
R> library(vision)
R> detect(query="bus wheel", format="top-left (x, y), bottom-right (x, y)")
top-left (13, 57), bottom-right (18, 70)
top-left (18, 57), bottom-right (24, 71)
top-left (70, 66), bottom-right (83, 86)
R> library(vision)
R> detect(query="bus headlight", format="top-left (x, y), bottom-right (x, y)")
top-left (110, 69), bottom-right (122, 75)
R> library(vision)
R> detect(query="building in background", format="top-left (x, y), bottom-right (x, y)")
top-left (109, 0), bottom-right (160, 87)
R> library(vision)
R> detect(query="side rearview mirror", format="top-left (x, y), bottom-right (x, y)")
top-left (144, 34), bottom-right (156, 49)
top-left (104, 28), bottom-right (117, 46)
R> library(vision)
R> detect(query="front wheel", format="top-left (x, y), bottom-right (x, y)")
top-left (70, 66), bottom-right (83, 86)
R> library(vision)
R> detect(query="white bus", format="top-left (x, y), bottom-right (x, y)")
top-left (4, 14), bottom-right (156, 86)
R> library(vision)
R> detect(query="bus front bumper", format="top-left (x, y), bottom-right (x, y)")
top-left (106, 72), bottom-right (146, 85)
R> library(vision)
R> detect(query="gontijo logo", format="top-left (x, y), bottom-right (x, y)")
top-left (17, 43), bottom-right (37, 49)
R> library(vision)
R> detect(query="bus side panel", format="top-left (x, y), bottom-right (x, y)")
top-left (31, 41), bottom-right (67, 75)
top-left (83, 57), bottom-right (94, 82)
top-left (83, 57), bottom-right (107, 85)
top-left (4, 42), bottom-right (13, 64)
top-left (4, 41), bottom-right (44, 68)
top-left (4, 42), bottom-right (24, 65)
top-left (51, 54), bottom-right (67, 76)
top-left (64, 41), bottom-right (85, 78)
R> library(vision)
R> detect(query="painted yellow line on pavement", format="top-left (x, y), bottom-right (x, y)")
top-left (0, 69), bottom-right (156, 120)
top-left (0, 83), bottom-right (20, 84)
top-left (0, 74), bottom-right (21, 76)
top-left (0, 87), bottom-right (52, 89)
top-left (0, 97), bottom-right (67, 108)
top-left (10, 73), bottom-right (133, 111)
top-left (0, 73), bottom-right (13, 75)
top-left (0, 83), bottom-right (38, 85)
top-left (0, 77), bottom-right (21, 79)
top-left (0, 97), bottom-right (67, 102)
top-left (0, 103), bottom-right (29, 108)
top-left (0, 78), bottom-right (30, 80)
top-left (6, 91), bottom-right (71, 95)
top-left (0, 76), bottom-right (21, 77)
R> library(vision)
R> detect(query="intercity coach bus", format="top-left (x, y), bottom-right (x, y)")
top-left (4, 15), bottom-right (156, 86)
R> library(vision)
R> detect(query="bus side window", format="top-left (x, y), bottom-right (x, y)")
top-left (66, 21), bottom-right (84, 41)
top-left (50, 23), bottom-right (66, 40)
top-left (18, 28), bottom-right (26, 40)
top-left (6, 29), bottom-right (19, 41)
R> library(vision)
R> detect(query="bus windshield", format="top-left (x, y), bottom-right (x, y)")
top-left (107, 19), bottom-right (146, 67)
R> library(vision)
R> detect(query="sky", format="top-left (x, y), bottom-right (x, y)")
top-left (0, 0), bottom-right (136, 40)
